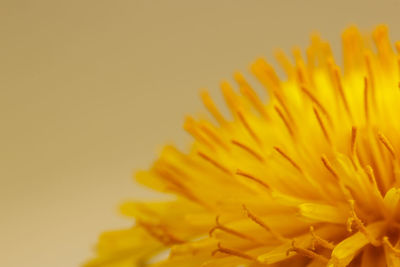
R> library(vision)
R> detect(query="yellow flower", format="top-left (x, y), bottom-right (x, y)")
top-left (86, 25), bottom-right (400, 267)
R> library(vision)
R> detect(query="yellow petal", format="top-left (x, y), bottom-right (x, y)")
top-left (328, 221), bottom-right (385, 266)
top-left (298, 203), bottom-right (348, 224)
top-left (84, 227), bottom-right (162, 267)
top-left (384, 245), bottom-right (400, 267)
top-left (383, 187), bottom-right (400, 215)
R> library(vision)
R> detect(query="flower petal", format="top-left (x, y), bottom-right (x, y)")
top-left (328, 221), bottom-right (385, 266)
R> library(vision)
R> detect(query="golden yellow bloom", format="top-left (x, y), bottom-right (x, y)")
top-left (86, 25), bottom-right (400, 267)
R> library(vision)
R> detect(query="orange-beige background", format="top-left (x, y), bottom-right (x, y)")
top-left (2, 0), bottom-right (400, 266)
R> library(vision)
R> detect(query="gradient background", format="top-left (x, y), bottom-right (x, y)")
top-left (2, 1), bottom-right (400, 266)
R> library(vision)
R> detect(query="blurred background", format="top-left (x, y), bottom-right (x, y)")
top-left (1, 0), bottom-right (400, 266)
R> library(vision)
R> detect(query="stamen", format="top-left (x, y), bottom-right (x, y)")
top-left (365, 53), bottom-right (376, 107)
top-left (212, 243), bottom-right (256, 261)
top-left (373, 25), bottom-right (393, 65)
top-left (231, 140), bottom-right (265, 162)
top-left (364, 165), bottom-right (379, 188)
top-left (237, 111), bottom-right (261, 145)
top-left (296, 65), bottom-right (306, 85)
top-left (156, 167), bottom-right (205, 205)
top-left (346, 217), bottom-right (355, 233)
top-left (313, 107), bottom-right (331, 144)
top-left (273, 146), bottom-right (303, 173)
top-left (395, 41), bottom-right (400, 54)
top-left (209, 216), bottom-right (261, 244)
top-left (156, 166), bottom-right (185, 190)
top-left (243, 205), bottom-right (287, 242)
top-left (397, 57), bottom-right (400, 88)
top-left (287, 240), bottom-right (329, 263)
top-left (139, 221), bottom-right (183, 245)
top-left (351, 126), bottom-right (357, 155)
top-left (234, 72), bottom-right (268, 119)
top-left (236, 169), bottom-right (270, 190)
top-left (200, 90), bottom-right (226, 125)
top-left (363, 76), bottom-right (370, 124)
top-left (377, 132), bottom-right (396, 158)
top-left (261, 59), bottom-right (282, 90)
top-left (273, 92), bottom-right (294, 124)
top-left (184, 117), bottom-right (215, 150)
top-left (251, 58), bottom-right (282, 100)
top-left (347, 200), bottom-right (381, 246)
top-left (309, 226), bottom-right (335, 250)
top-left (275, 49), bottom-right (294, 78)
top-left (332, 67), bottom-right (351, 117)
top-left (199, 123), bottom-right (230, 151)
top-left (382, 236), bottom-right (400, 256)
top-left (321, 154), bottom-right (338, 179)
top-left (198, 151), bottom-right (232, 175)
top-left (293, 48), bottom-right (307, 85)
top-left (274, 105), bottom-right (294, 137)
top-left (349, 126), bottom-right (359, 169)
top-left (221, 81), bottom-right (240, 116)
top-left (301, 86), bottom-right (331, 123)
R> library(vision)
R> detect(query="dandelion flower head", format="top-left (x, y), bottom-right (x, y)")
top-left (86, 25), bottom-right (400, 267)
